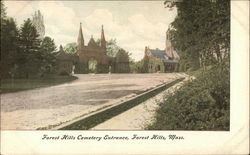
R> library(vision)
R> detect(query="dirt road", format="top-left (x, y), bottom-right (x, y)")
top-left (1, 73), bottom-right (186, 130)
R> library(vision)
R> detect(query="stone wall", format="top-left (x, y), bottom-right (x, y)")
top-left (147, 57), bottom-right (165, 73)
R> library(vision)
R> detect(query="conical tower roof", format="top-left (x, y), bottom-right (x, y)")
top-left (77, 23), bottom-right (84, 55)
top-left (100, 25), bottom-right (106, 48)
top-left (77, 22), bottom-right (84, 47)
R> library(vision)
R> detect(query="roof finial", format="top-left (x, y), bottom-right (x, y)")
top-left (100, 25), bottom-right (106, 48)
top-left (77, 22), bottom-right (84, 49)
top-left (91, 34), bottom-right (93, 38)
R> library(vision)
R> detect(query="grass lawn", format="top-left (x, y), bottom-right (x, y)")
top-left (0, 75), bottom-right (78, 94)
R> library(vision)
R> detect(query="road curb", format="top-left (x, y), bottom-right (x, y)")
top-left (52, 78), bottom-right (185, 130)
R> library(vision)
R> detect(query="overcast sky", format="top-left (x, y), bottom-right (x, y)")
top-left (4, 1), bottom-right (177, 60)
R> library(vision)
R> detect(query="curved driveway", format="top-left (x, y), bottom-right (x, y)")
top-left (1, 73), bottom-right (186, 130)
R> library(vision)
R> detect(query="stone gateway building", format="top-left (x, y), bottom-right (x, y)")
top-left (56, 23), bottom-right (130, 74)
top-left (143, 28), bottom-right (180, 73)
top-left (55, 45), bottom-right (78, 75)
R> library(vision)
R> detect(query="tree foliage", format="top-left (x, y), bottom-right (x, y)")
top-left (1, 18), bottom-right (19, 61)
top-left (0, 1), bottom-right (7, 20)
top-left (96, 38), bottom-right (133, 59)
top-left (40, 36), bottom-right (56, 54)
top-left (17, 18), bottom-right (42, 78)
top-left (167, 0), bottom-right (230, 70)
top-left (40, 36), bottom-right (57, 74)
top-left (147, 62), bottom-right (230, 130)
top-left (148, 0), bottom-right (230, 130)
top-left (0, 2), bottom-right (20, 78)
top-left (96, 38), bottom-right (120, 57)
top-left (0, 3), bottom-right (59, 78)
top-left (64, 42), bottom-right (77, 55)
top-left (31, 10), bottom-right (45, 38)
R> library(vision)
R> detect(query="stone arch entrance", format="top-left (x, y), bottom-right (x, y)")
top-left (88, 58), bottom-right (98, 73)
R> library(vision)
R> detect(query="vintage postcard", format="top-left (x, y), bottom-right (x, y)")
top-left (0, 0), bottom-right (249, 154)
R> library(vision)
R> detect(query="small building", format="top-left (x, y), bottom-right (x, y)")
top-left (114, 49), bottom-right (130, 73)
top-left (55, 45), bottom-right (78, 75)
top-left (143, 28), bottom-right (180, 73)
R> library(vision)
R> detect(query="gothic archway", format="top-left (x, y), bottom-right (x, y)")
top-left (88, 58), bottom-right (97, 73)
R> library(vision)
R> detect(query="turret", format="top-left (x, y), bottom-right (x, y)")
top-left (77, 22), bottom-right (84, 55)
top-left (100, 25), bottom-right (106, 49)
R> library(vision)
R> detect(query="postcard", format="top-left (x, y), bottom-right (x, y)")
top-left (0, 0), bottom-right (249, 154)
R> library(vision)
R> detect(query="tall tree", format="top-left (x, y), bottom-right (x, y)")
top-left (31, 10), bottom-right (45, 39)
top-left (1, 18), bottom-right (19, 61)
top-left (0, 2), bottom-right (19, 78)
top-left (18, 18), bottom-right (42, 78)
top-left (40, 36), bottom-right (57, 74)
top-left (166, 0), bottom-right (230, 70)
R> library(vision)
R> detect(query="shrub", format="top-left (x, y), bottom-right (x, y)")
top-left (59, 71), bottom-right (70, 76)
top-left (147, 62), bottom-right (229, 130)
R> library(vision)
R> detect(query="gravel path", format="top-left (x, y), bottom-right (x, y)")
top-left (92, 76), bottom-right (189, 130)
top-left (1, 73), bottom-right (186, 130)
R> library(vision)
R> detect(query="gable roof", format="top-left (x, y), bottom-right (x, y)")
top-left (149, 49), bottom-right (178, 63)
top-left (88, 37), bottom-right (98, 47)
top-left (56, 48), bottom-right (78, 61)
top-left (151, 49), bottom-right (166, 59)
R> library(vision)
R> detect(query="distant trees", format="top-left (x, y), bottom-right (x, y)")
top-left (64, 42), bottom-right (77, 55)
top-left (129, 58), bottom-right (148, 73)
top-left (96, 38), bottom-right (130, 58)
top-left (105, 39), bottom-right (121, 57)
top-left (0, 2), bottom-right (57, 78)
top-left (31, 10), bottom-right (45, 39)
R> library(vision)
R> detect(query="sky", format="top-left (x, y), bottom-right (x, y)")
top-left (4, 1), bottom-right (177, 61)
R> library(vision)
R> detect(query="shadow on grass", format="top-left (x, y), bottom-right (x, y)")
top-left (0, 75), bottom-right (78, 94)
